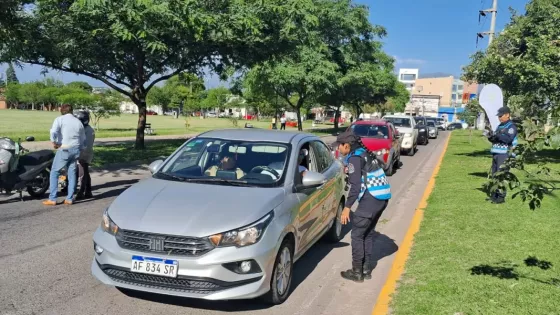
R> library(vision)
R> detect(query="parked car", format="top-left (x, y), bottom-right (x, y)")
top-left (91, 129), bottom-right (346, 305)
top-left (382, 115), bottom-right (418, 156)
top-left (206, 111), bottom-right (217, 118)
top-left (413, 116), bottom-right (430, 145)
top-left (146, 110), bottom-right (158, 115)
top-left (435, 117), bottom-right (446, 130)
top-left (447, 122), bottom-right (464, 130)
top-left (346, 120), bottom-right (401, 176)
top-left (426, 120), bottom-right (438, 139)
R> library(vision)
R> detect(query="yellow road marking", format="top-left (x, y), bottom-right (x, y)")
top-left (372, 134), bottom-right (451, 315)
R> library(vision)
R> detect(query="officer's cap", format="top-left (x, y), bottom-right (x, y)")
top-left (332, 130), bottom-right (359, 147)
top-left (496, 107), bottom-right (511, 117)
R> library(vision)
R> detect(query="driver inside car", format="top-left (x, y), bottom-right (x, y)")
top-left (204, 152), bottom-right (245, 179)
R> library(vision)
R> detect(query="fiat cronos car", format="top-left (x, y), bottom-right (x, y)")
top-left (91, 129), bottom-right (346, 305)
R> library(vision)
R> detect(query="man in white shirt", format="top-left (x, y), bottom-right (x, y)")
top-left (43, 104), bottom-right (85, 206)
top-left (280, 115), bottom-right (287, 130)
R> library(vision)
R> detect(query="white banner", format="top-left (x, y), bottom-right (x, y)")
top-left (478, 84), bottom-right (503, 131)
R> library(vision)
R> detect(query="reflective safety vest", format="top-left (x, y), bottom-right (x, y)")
top-left (491, 121), bottom-right (515, 155)
top-left (344, 148), bottom-right (392, 201)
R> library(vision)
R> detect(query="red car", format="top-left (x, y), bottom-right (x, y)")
top-left (343, 120), bottom-right (401, 176)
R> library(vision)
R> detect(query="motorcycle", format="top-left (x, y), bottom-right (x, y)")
top-left (0, 137), bottom-right (66, 201)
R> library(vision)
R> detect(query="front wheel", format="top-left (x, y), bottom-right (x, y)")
top-left (27, 170), bottom-right (49, 198)
top-left (407, 147), bottom-right (415, 156)
top-left (324, 202), bottom-right (343, 242)
top-left (262, 240), bottom-right (294, 305)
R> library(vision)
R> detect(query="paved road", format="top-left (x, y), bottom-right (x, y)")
top-left (0, 133), bottom-right (449, 315)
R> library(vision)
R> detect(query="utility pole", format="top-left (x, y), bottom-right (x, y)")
top-left (477, 0), bottom-right (498, 47)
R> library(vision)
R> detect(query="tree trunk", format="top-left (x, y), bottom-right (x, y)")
top-left (334, 106), bottom-right (341, 130)
top-left (133, 96), bottom-right (147, 150)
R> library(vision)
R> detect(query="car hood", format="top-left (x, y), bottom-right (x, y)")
top-left (394, 126), bottom-right (413, 134)
top-left (107, 178), bottom-right (285, 237)
top-left (360, 138), bottom-right (391, 151)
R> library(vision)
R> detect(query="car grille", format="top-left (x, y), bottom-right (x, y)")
top-left (100, 265), bottom-right (261, 294)
top-left (116, 230), bottom-right (214, 257)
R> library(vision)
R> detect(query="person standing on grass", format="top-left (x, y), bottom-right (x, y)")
top-left (43, 104), bottom-right (85, 206)
top-left (280, 115), bottom-right (287, 130)
top-left (76, 110), bottom-right (95, 199)
top-left (333, 130), bottom-right (391, 283)
top-left (486, 106), bottom-right (517, 204)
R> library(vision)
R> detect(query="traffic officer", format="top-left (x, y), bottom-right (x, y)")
top-left (333, 130), bottom-right (390, 283)
top-left (486, 106), bottom-right (518, 204)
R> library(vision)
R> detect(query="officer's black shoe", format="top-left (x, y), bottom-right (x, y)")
top-left (341, 267), bottom-right (364, 283)
top-left (363, 262), bottom-right (377, 280)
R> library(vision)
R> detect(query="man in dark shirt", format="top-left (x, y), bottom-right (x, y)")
top-left (333, 131), bottom-right (389, 282)
top-left (486, 106), bottom-right (518, 204)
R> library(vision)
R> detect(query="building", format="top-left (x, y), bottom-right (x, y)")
top-left (398, 68), bottom-right (419, 92)
top-left (119, 101), bottom-right (163, 115)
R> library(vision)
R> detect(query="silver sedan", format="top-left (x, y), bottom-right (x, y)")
top-left (91, 129), bottom-right (346, 304)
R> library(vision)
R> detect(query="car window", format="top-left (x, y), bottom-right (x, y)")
top-left (427, 121), bottom-right (436, 126)
top-left (157, 138), bottom-right (290, 187)
top-left (384, 117), bottom-right (411, 128)
top-left (350, 124), bottom-right (389, 139)
top-left (310, 141), bottom-right (333, 173)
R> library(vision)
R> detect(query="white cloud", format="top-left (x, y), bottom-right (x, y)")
top-left (393, 56), bottom-right (427, 65)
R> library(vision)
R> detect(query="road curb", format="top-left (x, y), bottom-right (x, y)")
top-left (372, 132), bottom-right (452, 315)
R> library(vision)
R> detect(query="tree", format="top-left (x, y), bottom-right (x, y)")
top-left (462, 0), bottom-right (560, 209)
top-left (5, 83), bottom-right (21, 108)
top-left (1, 0), bottom-right (318, 149)
top-left (19, 82), bottom-right (44, 110)
top-left (201, 87), bottom-right (231, 114)
top-left (386, 81), bottom-right (410, 113)
top-left (66, 81), bottom-right (93, 93)
top-left (458, 100), bottom-right (482, 143)
top-left (6, 63), bottom-right (18, 84)
top-left (146, 85), bottom-right (171, 111)
top-left (89, 90), bottom-right (123, 130)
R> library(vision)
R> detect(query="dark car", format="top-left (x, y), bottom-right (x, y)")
top-left (447, 122), bottom-right (464, 130)
top-left (413, 116), bottom-right (430, 145)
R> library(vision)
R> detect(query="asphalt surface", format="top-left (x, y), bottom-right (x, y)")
top-left (0, 132), bottom-right (449, 315)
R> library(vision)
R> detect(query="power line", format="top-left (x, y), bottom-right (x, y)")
top-left (477, 0), bottom-right (497, 48)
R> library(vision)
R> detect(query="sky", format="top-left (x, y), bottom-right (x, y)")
top-left (0, 0), bottom-right (529, 88)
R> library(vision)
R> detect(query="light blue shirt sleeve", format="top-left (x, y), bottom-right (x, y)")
top-left (50, 117), bottom-right (62, 144)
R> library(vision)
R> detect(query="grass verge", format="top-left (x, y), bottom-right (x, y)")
top-left (0, 110), bottom-right (339, 140)
top-left (91, 139), bottom-right (185, 168)
top-left (390, 130), bottom-right (560, 315)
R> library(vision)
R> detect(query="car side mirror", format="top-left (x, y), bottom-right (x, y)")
top-left (148, 159), bottom-right (164, 174)
top-left (295, 171), bottom-right (327, 192)
top-left (394, 134), bottom-right (400, 139)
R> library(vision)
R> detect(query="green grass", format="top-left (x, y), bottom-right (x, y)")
top-left (91, 139), bottom-right (186, 168)
top-left (0, 109), bottom-right (336, 140)
top-left (391, 130), bottom-right (560, 315)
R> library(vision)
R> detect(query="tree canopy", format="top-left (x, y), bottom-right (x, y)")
top-left (1, 0), bottom-right (318, 148)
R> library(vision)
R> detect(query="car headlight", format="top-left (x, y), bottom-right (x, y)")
top-left (101, 208), bottom-right (119, 235)
top-left (404, 133), bottom-right (413, 138)
top-left (209, 212), bottom-right (274, 247)
top-left (376, 149), bottom-right (388, 155)
top-left (420, 128), bottom-right (426, 132)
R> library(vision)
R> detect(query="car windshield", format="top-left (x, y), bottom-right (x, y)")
top-left (351, 124), bottom-right (389, 139)
top-left (427, 121), bottom-right (436, 127)
top-left (384, 117), bottom-right (411, 128)
top-left (154, 138), bottom-right (290, 187)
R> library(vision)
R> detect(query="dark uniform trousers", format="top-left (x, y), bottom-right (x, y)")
top-left (491, 153), bottom-right (509, 200)
top-left (351, 192), bottom-right (389, 269)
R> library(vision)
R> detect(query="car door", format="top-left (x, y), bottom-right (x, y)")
top-left (292, 140), bottom-right (324, 252)
top-left (389, 124), bottom-right (400, 159)
top-left (309, 140), bottom-right (340, 233)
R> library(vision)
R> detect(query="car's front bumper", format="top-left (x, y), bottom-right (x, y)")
top-left (400, 136), bottom-right (414, 150)
top-left (91, 227), bottom-right (276, 300)
top-left (417, 133), bottom-right (428, 143)
top-left (428, 129), bottom-right (437, 138)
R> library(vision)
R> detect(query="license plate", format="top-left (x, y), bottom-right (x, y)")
top-left (131, 255), bottom-right (178, 278)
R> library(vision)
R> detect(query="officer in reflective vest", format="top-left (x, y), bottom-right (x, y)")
top-left (333, 130), bottom-right (390, 282)
top-left (487, 106), bottom-right (518, 204)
